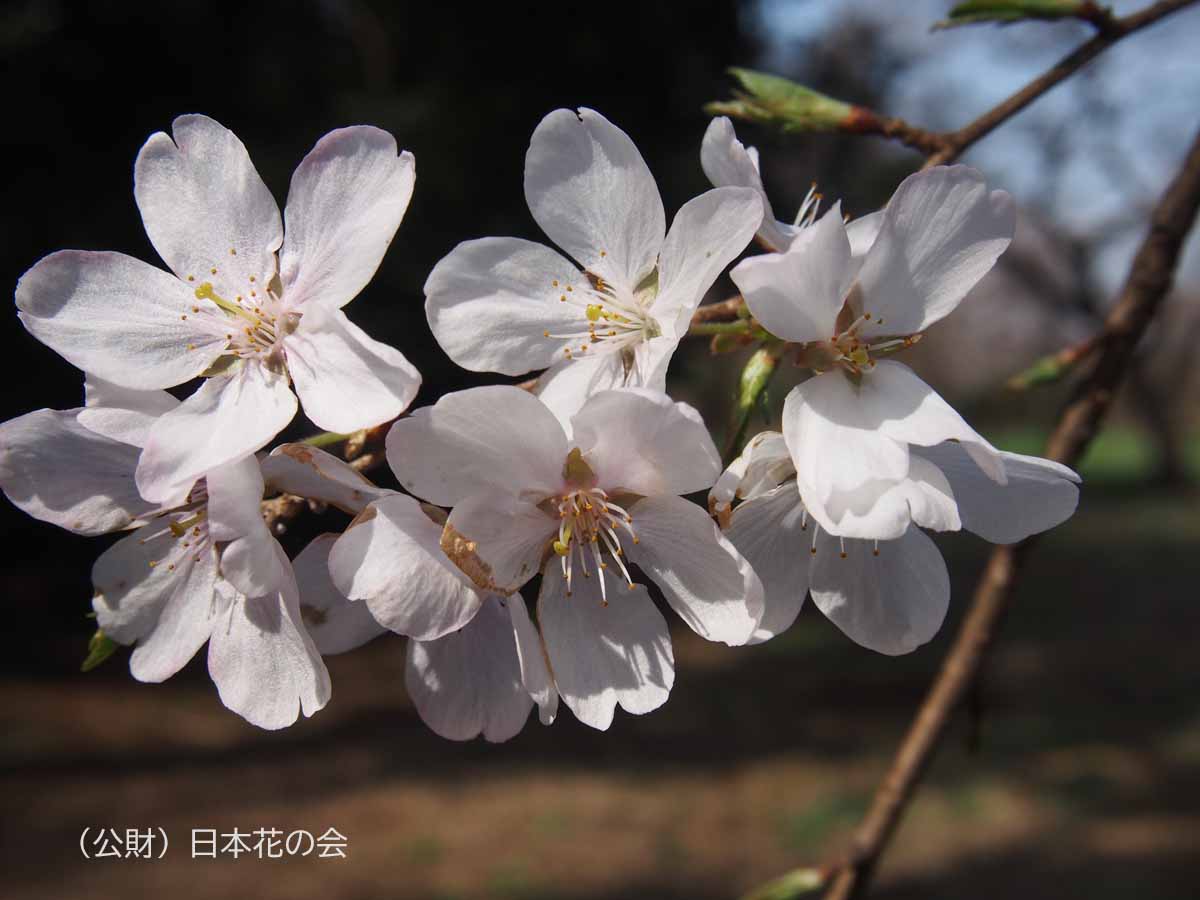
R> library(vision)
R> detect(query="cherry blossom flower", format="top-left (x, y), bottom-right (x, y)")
top-left (424, 108), bottom-right (762, 420)
top-left (711, 431), bottom-right (1080, 654)
top-left (16, 115), bottom-right (421, 504)
top-left (728, 164), bottom-right (1017, 539)
top-left (0, 381), bottom-right (329, 729)
top-left (264, 442), bottom-right (558, 742)
top-left (373, 385), bottom-right (763, 730)
top-left (701, 116), bottom-right (883, 255)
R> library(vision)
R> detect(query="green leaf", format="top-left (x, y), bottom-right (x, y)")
top-left (705, 68), bottom-right (856, 134)
top-left (935, 0), bottom-right (1105, 29)
top-left (81, 629), bottom-right (118, 672)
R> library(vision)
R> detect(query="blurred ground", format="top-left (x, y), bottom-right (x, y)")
top-left (2, 454), bottom-right (1197, 900)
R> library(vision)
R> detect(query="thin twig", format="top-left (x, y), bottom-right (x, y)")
top-left (821, 124), bottom-right (1200, 900)
top-left (692, 295), bottom-right (747, 323)
top-left (925, 0), bottom-right (1197, 166)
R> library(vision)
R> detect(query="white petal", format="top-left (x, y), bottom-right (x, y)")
top-left (136, 364), bottom-right (298, 505)
top-left (782, 376), bottom-right (911, 528)
top-left (0, 409), bottom-right (153, 535)
top-left (532, 352), bottom-right (631, 429)
top-left (220, 531), bottom-right (287, 600)
top-left (386, 386), bottom-right (567, 507)
top-left (280, 126), bottom-right (415, 310)
top-left (328, 494), bottom-right (482, 641)
top-left (443, 491), bottom-right (556, 594)
top-left (652, 185), bottom-right (762, 337)
top-left (915, 443), bottom-right (1080, 544)
top-left (16, 250), bottom-right (224, 389)
top-left (406, 596), bottom-right (534, 743)
top-left (78, 376), bottom-right (180, 448)
top-left (710, 430), bottom-right (794, 517)
top-left (92, 525), bottom-right (211, 647)
top-left (205, 455), bottom-right (266, 542)
top-left (731, 204), bottom-right (854, 344)
top-left (570, 388), bottom-right (721, 497)
top-left (261, 443), bottom-right (392, 515)
top-left (845, 211), bottom-right (884, 259)
top-left (525, 108), bottom-right (665, 291)
top-left (537, 566), bottom-right (673, 731)
top-left (855, 166), bottom-right (1015, 335)
top-left (425, 237), bottom-right (587, 376)
top-left (809, 527), bottom-right (949, 655)
top-left (810, 454), bottom-right (961, 542)
top-left (868, 362), bottom-right (1003, 481)
top-left (623, 494), bottom-right (763, 646)
top-left (507, 594), bottom-right (558, 725)
top-left (128, 548), bottom-right (220, 682)
top-left (725, 483), bottom-right (811, 643)
top-left (291, 534), bottom-right (386, 655)
top-left (134, 114), bottom-right (282, 296)
top-left (700, 117), bottom-right (793, 251)
top-left (207, 557), bottom-right (332, 729)
top-left (285, 305), bottom-right (420, 433)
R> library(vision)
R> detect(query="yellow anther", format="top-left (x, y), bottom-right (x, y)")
top-left (586, 304), bottom-right (603, 322)
top-left (553, 540), bottom-right (570, 556)
top-left (850, 347), bottom-right (870, 367)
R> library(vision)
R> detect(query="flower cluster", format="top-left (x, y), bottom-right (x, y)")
top-left (0, 109), bottom-right (1078, 739)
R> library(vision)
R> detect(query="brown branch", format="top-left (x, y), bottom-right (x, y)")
top-left (924, 0), bottom-right (1197, 167)
top-left (821, 124), bottom-right (1200, 900)
top-left (691, 294), bottom-right (747, 322)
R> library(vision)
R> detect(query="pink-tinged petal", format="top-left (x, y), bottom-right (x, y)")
top-left (623, 494), bottom-right (763, 646)
top-left (855, 166), bottom-right (1015, 336)
top-left (386, 386), bottom-right (567, 507)
top-left (570, 388), bottom-right (721, 497)
top-left (731, 204), bottom-right (855, 344)
top-left (0, 409), bottom-right (153, 535)
top-left (134, 114), bottom-right (282, 296)
top-left (261, 443), bottom-right (392, 515)
top-left (291, 534), bottom-right (386, 655)
top-left (845, 211), bottom-right (884, 259)
top-left (725, 483), bottom-right (811, 644)
top-left (700, 117), bottom-right (794, 251)
top-left (207, 554), bottom-right (332, 729)
top-left (92, 524), bottom-right (212, 647)
top-left (136, 364), bottom-right (298, 505)
top-left (127, 548), bottom-right (220, 683)
top-left (809, 527), bottom-right (949, 656)
top-left (536, 566), bottom-right (673, 731)
top-left (507, 594), bottom-right (558, 725)
top-left (868, 362), bottom-right (1004, 481)
top-left (652, 185), bottom-right (762, 337)
top-left (525, 108), bottom-right (665, 292)
top-left (425, 237), bottom-right (586, 376)
top-left (916, 443), bottom-right (1080, 544)
top-left (280, 126), bottom-right (414, 310)
top-left (16, 250), bottom-right (224, 389)
top-left (406, 596), bottom-right (535, 743)
top-left (78, 376), bottom-right (180, 448)
top-left (285, 305), bottom-right (420, 433)
top-left (442, 491), bottom-right (556, 594)
top-left (328, 494), bottom-right (482, 641)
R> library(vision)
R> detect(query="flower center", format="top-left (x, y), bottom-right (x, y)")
top-left (543, 273), bottom-right (661, 362)
top-left (141, 480), bottom-right (212, 572)
top-left (552, 486), bottom-right (639, 603)
top-left (799, 307), bottom-right (921, 377)
top-left (192, 280), bottom-right (298, 371)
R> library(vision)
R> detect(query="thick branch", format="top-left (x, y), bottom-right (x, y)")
top-left (822, 124), bottom-right (1200, 900)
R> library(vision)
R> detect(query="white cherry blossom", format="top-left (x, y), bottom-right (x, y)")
top-left (729, 164), bottom-right (1017, 539)
top-left (378, 385), bottom-right (763, 730)
top-left (425, 108), bottom-right (762, 421)
top-left (0, 382), bottom-right (329, 729)
top-left (16, 115), bottom-right (421, 504)
top-left (701, 116), bottom-right (883, 255)
top-left (712, 431), bottom-right (1080, 654)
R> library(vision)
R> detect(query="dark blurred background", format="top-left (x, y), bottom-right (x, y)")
top-left (1, 1), bottom-right (1198, 898)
